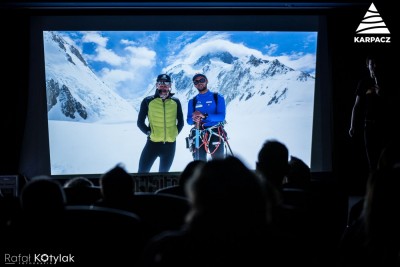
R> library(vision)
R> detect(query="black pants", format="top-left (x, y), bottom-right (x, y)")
top-left (138, 140), bottom-right (176, 173)
top-left (192, 127), bottom-right (225, 161)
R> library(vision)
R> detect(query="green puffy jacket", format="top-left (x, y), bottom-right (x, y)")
top-left (137, 92), bottom-right (184, 143)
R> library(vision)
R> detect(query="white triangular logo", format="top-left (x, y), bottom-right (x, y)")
top-left (356, 3), bottom-right (390, 34)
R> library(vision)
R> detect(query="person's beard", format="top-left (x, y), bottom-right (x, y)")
top-left (197, 85), bottom-right (207, 92)
top-left (158, 89), bottom-right (169, 99)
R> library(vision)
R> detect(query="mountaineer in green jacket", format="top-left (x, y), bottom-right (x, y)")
top-left (137, 74), bottom-right (184, 173)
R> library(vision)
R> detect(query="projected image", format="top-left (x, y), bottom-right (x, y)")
top-left (44, 31), bottom-right (317, 175)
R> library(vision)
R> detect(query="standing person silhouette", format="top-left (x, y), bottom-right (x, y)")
top-left (137, 74), bottom-right (184, 173)
top-left (349, 55), bottom-right (390, 173)
top-left (187, 73), bottom-right (227, 161)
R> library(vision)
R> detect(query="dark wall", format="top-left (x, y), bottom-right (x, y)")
top-left (1, 8), bottom-right (29, 175)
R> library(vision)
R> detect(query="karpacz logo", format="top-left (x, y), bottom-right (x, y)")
top-left (354, 36), bottom-right (391, 43)
top-left (354, 2), bottom-right (390, 43)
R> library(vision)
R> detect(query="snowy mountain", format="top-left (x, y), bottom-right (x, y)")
top-left (44, 30), bottom-right (314, 122)
top-left (164, 51), bottom-right (315, 111)
top-left (44, 30), bottom-right (316, 175)
top-left (44, 31), bottom-right (137, 123)
top-left (158, 38), bottom-right (316, 171)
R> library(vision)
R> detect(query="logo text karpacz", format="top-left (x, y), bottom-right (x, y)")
top-left (354, 36), bottom-right (391, 43)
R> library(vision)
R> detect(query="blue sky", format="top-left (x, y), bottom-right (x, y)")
top-left (58, 31), bottom-right (317, 99)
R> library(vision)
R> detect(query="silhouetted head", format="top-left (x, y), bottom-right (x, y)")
top-left (100, 164), bottom-right (135, 201)
top-left (256, 139), bottom-right (289, 188)
top-left (20, 176), bottom-right (66, 214)
top-left (365, 54), bottom-right (385, 80)
top-left (64, 176), bottom-right (94, 188)
top-left (286, 155), bottom-right (311, 187)
top-left (186, 156), bottom-right (268, 228)
top-left (179, 160), bottom-right (205, 187)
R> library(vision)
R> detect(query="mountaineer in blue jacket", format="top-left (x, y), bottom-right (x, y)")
top-left (187, 73), bottom-right (226, 161)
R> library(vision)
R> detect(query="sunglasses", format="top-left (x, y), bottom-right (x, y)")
top-left (193, 78), bottom-right (206, 85)
top-left (156, 81), bottom-right (171, 86)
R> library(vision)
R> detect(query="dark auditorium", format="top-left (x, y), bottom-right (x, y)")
top-left (1, 1), bottom-right (398, 266)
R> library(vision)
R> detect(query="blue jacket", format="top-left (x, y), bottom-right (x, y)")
top-left (187, 90), bottom-right (226, 127)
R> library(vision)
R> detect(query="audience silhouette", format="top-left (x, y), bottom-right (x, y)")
top-left (255, 140), bottom-right (318, 266)
top-left (281, 155), bottom-right (312, 213)
top-left (346, 140), bottom-right (400, 228)
top-left (63, 176), bottom-right (101, 205)
top-left (255, 139), bottom-right (291, 225)
top-left (7, 176), bottom-right (66, 249)
top-left (94, 164), bottom-right (137, 212)
top-left (285, 155), bottom-right (312, 190)
top-left (94, 163), bottom-right (190, 240)
top-left (141, 156), bottom-right (271, 267)
top-left (20, 175), bottom-right (66, 214)
top-left (64, 176), bottom-right (93, 188)
top-left (337, 167), bottom-right (400, 267)
top-left (256, 139), bottom-right (290, 191)
top-left (2, 135), bottom-right (398, 267)
top-left (338, 140), bottom-right (400, 267)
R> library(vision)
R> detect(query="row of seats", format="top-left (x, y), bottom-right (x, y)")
top-left (3, 192), bottom-right (190, 265)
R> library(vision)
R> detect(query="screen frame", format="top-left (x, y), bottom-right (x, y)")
top-left (19, 8), bottom-right (333, 179)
